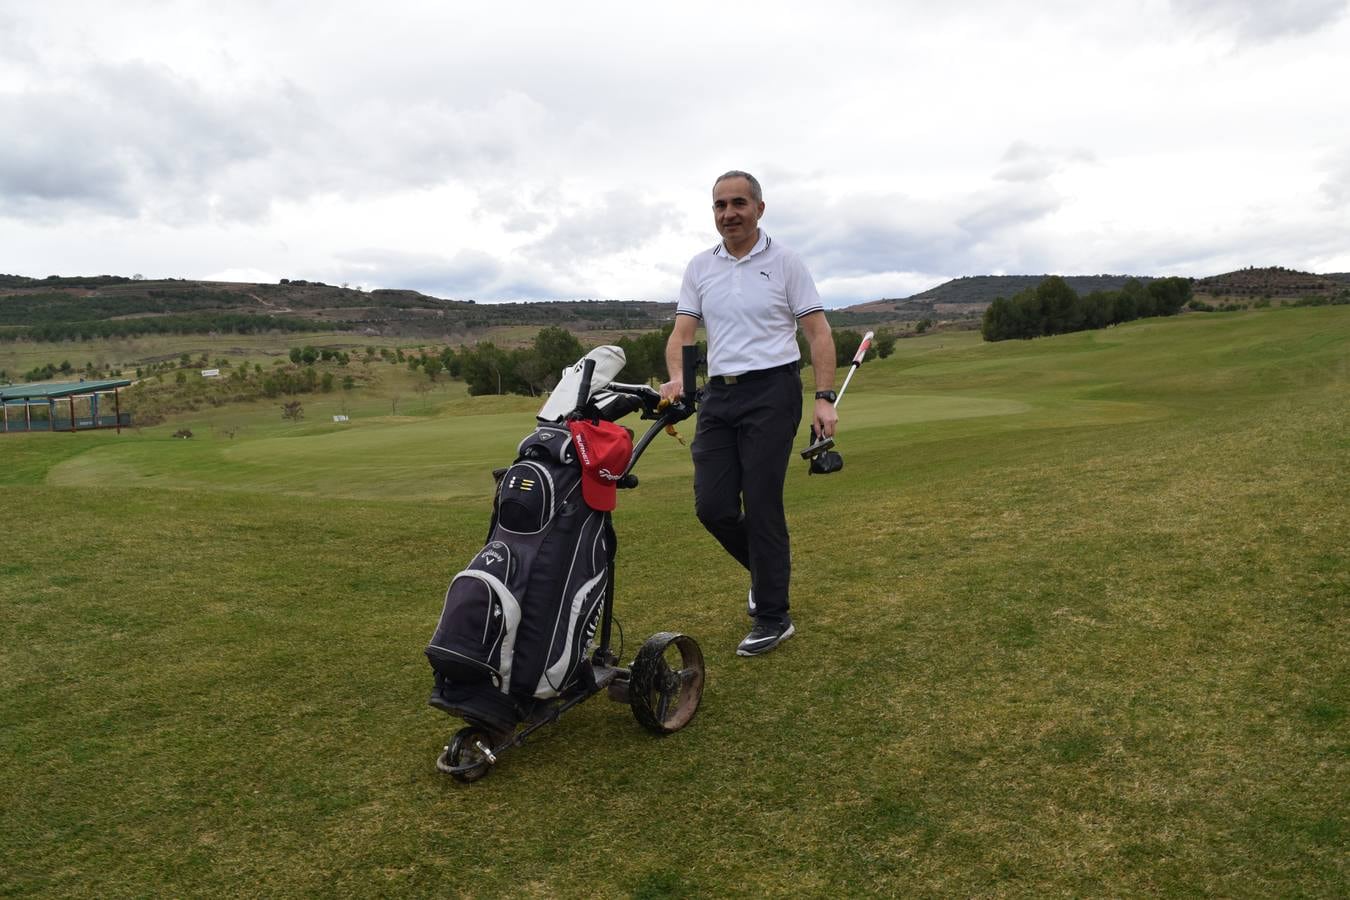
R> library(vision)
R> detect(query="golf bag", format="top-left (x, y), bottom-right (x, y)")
top-left (425, 421), bottom-right (630, 733)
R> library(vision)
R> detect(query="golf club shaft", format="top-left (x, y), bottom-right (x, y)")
top-left (832, 330), bottom-right (872, 411)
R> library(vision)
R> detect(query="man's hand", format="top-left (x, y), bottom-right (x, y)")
top-left (659, 378), bottom-right (684, 404)
top-left (814, 397), bottom-right (838, 440)
top-left (662, 315), bottom-right (699, 405)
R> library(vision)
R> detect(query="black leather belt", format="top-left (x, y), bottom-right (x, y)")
top-left (709, 361), bottom-right (798, 385)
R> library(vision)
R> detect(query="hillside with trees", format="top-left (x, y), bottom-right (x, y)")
top-left (1191, 266), bottom-right (1342, 299)
top-left (5, 266), bottom-right (1346, 360)
top-left (0, 274), bottom-right (675, 341)
top-left (848, 267), bottom-right (1350, 324)
top-left (981, 276), bottom-right (1192, 341)
top-left (845, 274), bottom-right (1159, 320)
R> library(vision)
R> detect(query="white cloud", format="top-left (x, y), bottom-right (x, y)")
top-left (995, 143), bottom-right (1097, 184)
top-left (335, 248), bottom-right (507, 299)
top-left (1319, 149), bottom-right (1350, 211)
top-left (816, 271), bottom-right (948, 307)
top-left (203, 266), bottom-right (280, 284)
top-left (1, 0), bottom-right (1348, 304)
top-left (1171, 0), bottom-right (1350, 42)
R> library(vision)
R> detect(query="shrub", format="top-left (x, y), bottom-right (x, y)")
top-left (873, 329), bottom-right (897, 359)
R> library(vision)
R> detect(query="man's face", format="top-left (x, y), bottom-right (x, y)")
top-left (712, 177), bottom-right (764, 246)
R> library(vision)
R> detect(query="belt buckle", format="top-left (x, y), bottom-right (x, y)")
top-left (723, 374), bottom-right (740, 384)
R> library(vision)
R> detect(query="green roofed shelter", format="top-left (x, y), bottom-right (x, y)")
top-left (0, 379), bottom-right (132, 434)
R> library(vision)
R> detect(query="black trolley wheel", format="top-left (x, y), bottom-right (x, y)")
top-left (437, 725), bottom-right (494, 782)
top-left (629, 632), bottom-right (705, 735)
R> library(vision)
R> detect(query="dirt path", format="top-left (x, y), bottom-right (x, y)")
top-left (249, 292), bottom-right (292, 313)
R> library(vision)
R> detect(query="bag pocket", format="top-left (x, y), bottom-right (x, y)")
top-left (425, 541), bottom-right (523, 692)
top-left (495, 460), bottom-right (556, 534)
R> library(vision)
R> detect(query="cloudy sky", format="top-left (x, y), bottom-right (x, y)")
top-left (2, 0), bottom-right (1347, 307)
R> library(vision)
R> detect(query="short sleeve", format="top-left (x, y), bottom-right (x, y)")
top-left (783, 251), bottom-right (823, 318)
top-left (676, 259), bottom-right (703, 320)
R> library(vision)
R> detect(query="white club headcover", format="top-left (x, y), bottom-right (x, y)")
top-left (536, 345), bottom-right (628, 422)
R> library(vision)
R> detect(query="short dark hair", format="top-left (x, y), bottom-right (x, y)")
top-left (713, 170), bottom-right (762, 203)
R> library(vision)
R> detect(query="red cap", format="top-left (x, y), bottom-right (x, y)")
top-left (567, 419), bottom-right (633, 511)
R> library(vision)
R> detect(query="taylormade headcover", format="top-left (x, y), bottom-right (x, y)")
top-left (806, 426), bottom-right (843, 475)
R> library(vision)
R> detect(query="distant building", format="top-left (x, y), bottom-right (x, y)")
top-left (0, 379), bottom-right (132, 434)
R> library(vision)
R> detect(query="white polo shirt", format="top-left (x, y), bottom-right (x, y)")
top-left (676, 231), bottom-right (824, 377)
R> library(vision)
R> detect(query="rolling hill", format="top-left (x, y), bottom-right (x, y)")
top-left (1191, 265), bottom-right (1344, 298)
top-left (844, 267), bottom-right (1349, 319)
top-left (4, 264), bottom-right (1346, 345)
top-left (0, 274), bottom-right (675, 340)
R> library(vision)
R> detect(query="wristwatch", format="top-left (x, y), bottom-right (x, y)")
top-left (814, 390), bottom-right (838, 403)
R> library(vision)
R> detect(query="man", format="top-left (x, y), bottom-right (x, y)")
top-left (660, 170), bottom-right (838, 656)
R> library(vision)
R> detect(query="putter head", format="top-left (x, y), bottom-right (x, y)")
top-left (800, 434), bottom-right (835, 460)
top-left (801, 426), bottom-right (842, 474)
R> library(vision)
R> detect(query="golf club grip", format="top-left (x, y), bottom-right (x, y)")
top-left (681, 344), bottom-right (697, 406)
top-left (576, 358), bottom-right (596, 414)
top-left (851, 330), bottom-right (874, 366)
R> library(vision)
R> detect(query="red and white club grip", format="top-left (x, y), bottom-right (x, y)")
top-left (850, 330), bottom-right (874, 367)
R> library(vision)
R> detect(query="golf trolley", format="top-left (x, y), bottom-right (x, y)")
top-left (432, 346), bottom-right (707, 782)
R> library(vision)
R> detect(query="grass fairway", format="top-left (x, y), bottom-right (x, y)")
top-left (2, 308), bottom-right (1346, 897)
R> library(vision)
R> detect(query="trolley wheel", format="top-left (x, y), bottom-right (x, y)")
top-left (629, 632), bottom-right (705, 735)
top-left (437, 726), bottom-right (494, 782)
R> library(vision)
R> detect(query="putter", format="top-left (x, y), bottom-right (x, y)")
top-left (800, 330), bottom-right (873, 462)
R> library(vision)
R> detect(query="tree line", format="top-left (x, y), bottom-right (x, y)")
top-left (1, 313), bottom-right (332, 343)
top-left (447, 324), bottom-right (899, 397)
top-left (0, 288), bottom-right (255, 326)
top-left (981, 276), bottom-right (1192, 342)
top-left (453, 326), bottom-right (590, 396)
top-left (5, 321), bottom-right (902, 401)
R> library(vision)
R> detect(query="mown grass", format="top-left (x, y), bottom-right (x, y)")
top-left (1, 307), bottom-right (1346, 897)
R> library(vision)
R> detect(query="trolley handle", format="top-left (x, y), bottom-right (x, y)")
top-left (606, 381), bottom-right (663, 418)
top-left (682, 344), bottom-right (698, 408)
top-left (657, 343), bottom-right (700, 425)
top-left (621, 346), bottom-right (702, 477)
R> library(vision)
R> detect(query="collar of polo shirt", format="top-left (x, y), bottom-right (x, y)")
top-left (713, 230), bottom-right (770, 261)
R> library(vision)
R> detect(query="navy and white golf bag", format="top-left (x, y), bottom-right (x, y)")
top-left (426, 348), bottom-right (638, 733)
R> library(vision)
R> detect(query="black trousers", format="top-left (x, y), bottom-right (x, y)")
top-left (692, 367), bottom-right (803, 624)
